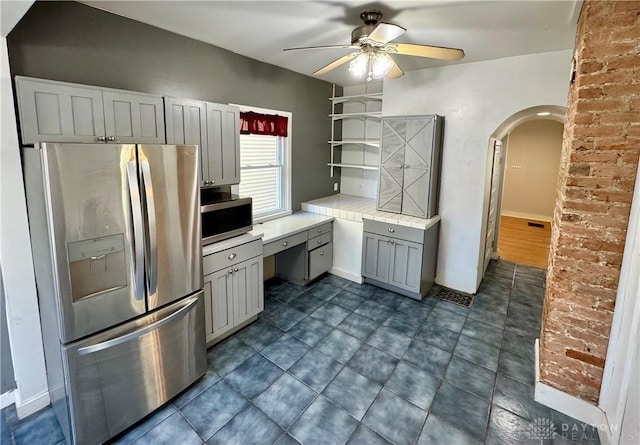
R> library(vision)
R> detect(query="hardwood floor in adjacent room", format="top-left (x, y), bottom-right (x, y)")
top-left (497, 215), bottom-right (551, 269)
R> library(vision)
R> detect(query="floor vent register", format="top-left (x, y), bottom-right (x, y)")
top-left (434, 287), bottom-right (475, 308)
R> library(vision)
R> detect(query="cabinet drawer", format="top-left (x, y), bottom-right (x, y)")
top-left (308, 222), bottom-right (332, 238)
top-left (263, 231), bottom-right (308, 257)
top-left (307, 231), bottom-right (332, 251)
top-left (363, 219), bottom-right (424, 244)
top-left (308, 242), bottom-right (333, 280)
top-left (204, 239), bottom-right (262, 274)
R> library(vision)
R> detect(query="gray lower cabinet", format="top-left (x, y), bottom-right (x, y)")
top-left (377, 115), bottom-right (443, 218)
top-left (362, 219), bottom-right (439, 300)
top-left (203, 239), bottom-right (263, 345)
top-left (16, 76), bottom-right (165, 144)
top-left (274, 222), bottom-right (333, 285)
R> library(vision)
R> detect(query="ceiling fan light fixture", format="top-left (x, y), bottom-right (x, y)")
top-left (348, 52), bottom-right (370, 78)
top-left (371, 51), bottom-right (393, 79)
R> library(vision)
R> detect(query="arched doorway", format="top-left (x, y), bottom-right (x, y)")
top-left (482, 105), bottom-right (566, 275)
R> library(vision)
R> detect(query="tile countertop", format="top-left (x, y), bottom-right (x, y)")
top-left (302, 194), bottom-right (440, 230)
top-left (249, 212), bottom-right (334, 244)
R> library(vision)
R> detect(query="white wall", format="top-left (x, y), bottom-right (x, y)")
top-left (339, 84), bottom-right (382, 199)
top-left (1, 36), bottom-right (50, 416)
top-left (502, 119), bottom-right (563, 221)
top-left (384, 50), bottom-right (572, 293)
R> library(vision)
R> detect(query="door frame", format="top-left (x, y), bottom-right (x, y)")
top-left (597, 159), bottom-right (640, 444)
top-left (476, 105), bottom-right (566, 289)
top-left (482, 138), bottom-right (506, 274)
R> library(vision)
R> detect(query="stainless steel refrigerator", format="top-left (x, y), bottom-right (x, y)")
top-left (23, 143), bottom-right (206, 445)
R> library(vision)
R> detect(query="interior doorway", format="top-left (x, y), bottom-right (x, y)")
top-left (482, 105), bottom-right (567, 275)
top-left (498, 119), bottom-right (563, 268)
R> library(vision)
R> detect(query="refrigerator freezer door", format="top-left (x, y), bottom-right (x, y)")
top-left (40, 143), bottom-right (146, 342)
top-left (63, 292), bottom-right (206, 445)
top-left (138, 145), bottom-right (202, 310)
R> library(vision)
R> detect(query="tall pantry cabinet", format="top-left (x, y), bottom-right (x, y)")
top-left (377, 115), bottom-right (443, 219)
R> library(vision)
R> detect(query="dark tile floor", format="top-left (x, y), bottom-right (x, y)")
top-left (1, 260), bottom-right (601, 445)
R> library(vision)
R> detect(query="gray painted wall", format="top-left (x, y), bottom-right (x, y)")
top-left (7, 1), bottom-right (339, 210)
top-left (1, 270), bottom-right (16, 394)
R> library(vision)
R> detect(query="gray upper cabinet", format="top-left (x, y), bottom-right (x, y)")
top-left (165, 99), bottom-right (240, 187)
top-left (15, 76), bottom-right (165, 145)
top-left (165, 98), bottom-right (207, 184)
top-left (205, 103), bottom-right (240, 186)
top-left (103, 91), bottom-right (164, 144)
top-left (377, 115), bottom-right (443, 218)
top-left (16, 78), bottom-right (105, 144)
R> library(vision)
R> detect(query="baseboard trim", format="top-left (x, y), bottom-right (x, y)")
top-left (501, 210), bottom-right (552, 222)
top-left (328, 267), bottom-right (362, 284)
top-left (534, 340), bottom-right (608, 430)
top-left (0, 390), bottom-right (14, 409)
top-left (14, 390), bottom-right (50, 419)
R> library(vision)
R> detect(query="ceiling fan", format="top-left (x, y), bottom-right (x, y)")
top-left (283, 9), bottom-right (465, 81)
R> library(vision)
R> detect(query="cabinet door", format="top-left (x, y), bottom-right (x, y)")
top-left (388, 238), bottom-right (424, 293)
top-left (233, 256), bottom-right (264, 325)
top-left (205, 103), bottom-right (240, 186)
top-left (165, 98), bottom-right (208, 185)
top-left (377, 117), bottom-right (406, 213)
top-left (401, 116), bottom-right (435, 218)
top-left (103, 91), bottom-right (165, 144)
top-left (204, 269), bottom-right (234, 343)
top-left (362, 232), bottom-right (391, 283)
top-left (16, 78), bottom-right (105, 144)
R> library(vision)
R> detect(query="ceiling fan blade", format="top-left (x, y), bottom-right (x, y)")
top-left (394, 43), bottom-right (465, 61)
top-left (313, 52), bottom-right (359, 76)
top-left (387, 60), bottom-right (404, 79)
top-left (367, 22), bottom-right (406, 44)
top-left (283, 44), bottom-right (358, 52)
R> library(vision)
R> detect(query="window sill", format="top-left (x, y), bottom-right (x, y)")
top-left (253, 210), bottom-right (292, 224)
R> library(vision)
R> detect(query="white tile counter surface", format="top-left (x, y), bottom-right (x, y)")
top-left (250, 212), bottom-right (334, 244)
top-left (302, 194), bottom-right (440, 230)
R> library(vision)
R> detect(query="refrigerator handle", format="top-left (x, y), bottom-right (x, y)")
top-left (126, 161), bottom-right (145, 301)
top-left (76, 295), bottom-right (199, 355)
top-left (140, 159), bottom-right (158, 297)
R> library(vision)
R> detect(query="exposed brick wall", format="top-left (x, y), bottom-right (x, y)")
top-left (540, 0), bottom-right (639, 404)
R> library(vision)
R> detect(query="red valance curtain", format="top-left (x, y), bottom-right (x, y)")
top-left (240, 111), bottom-right (288, 137)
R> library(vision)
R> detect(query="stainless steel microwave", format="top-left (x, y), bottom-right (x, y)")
top-left (201, 189), bottom-right (252, 245)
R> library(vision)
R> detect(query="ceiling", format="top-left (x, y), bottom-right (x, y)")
top-left (81, 1), bottom-right (580, 86)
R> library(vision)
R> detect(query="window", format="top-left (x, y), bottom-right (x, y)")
top-left (235, 106), bottom-right (291, 222)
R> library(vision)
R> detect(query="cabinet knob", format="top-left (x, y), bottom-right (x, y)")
top-left (317, 229), bottom-right (322, 233)
top-left (404, 165), bottom-right (410, 169)
top-left (390, 240), bottom-right (395, 244)
top-left (320, 251), bottom-right (325, 256)
top-left (211, 179), bottom-right (215, 184)
top-left (317, 239), bottom-right (322, 244)
top-left (234, 268), bottom-right (238, 272)
top-left (228, 253), bottom-right (236, 260)
top-left (388, 228), bottom-right (395, 233)
top-left (283, 241), bottom-right (288, 247)
top-left (97, 136), bottom-right (106, 142)
top-left (107, 136), bottom-right (117, 142)
top-left (228, 270), bottom-right (233, 274)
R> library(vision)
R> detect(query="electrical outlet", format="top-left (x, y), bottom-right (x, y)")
top-left (333, 182), bottom-right (339, 192)
top-left (359, 184), bottom-right (364, 191)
